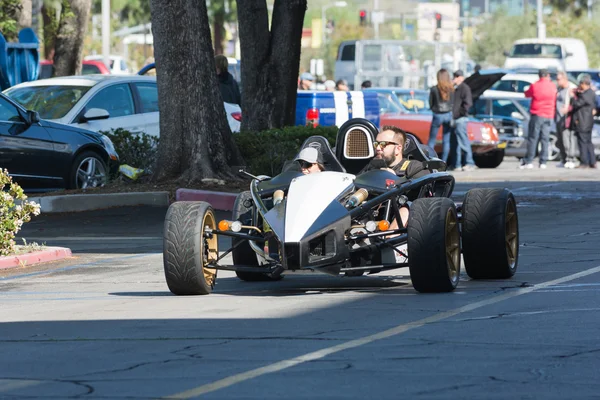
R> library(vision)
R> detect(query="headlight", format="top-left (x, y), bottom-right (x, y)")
top-left (100, 134), bottom-right (119, 160)
top-left (517, 126), bottom-right (524, 137)
top-left (479, 126), bottom-right (491, 141)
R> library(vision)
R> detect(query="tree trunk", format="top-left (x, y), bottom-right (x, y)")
top-left (18, 0), bottom-right (32, 29)
top-left (150, 0), bottom-right (244, 183)
top-left (237, 0), bottom-right (307, 132)
top-left (42, 1), bottom-right (60, 60)
top-left (53, 0), bottom-right (91, 76)
top-left (213, 7), bottom-right (225, 55)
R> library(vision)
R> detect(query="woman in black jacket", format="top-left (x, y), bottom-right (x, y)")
top-left (428, 69), bottom-right (454, 162)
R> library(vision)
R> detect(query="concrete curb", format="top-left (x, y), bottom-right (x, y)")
top-left (0, 247), bottom-right (72, 270)
top-left (27, 192), bottom-right (170, 213)
top-left (176, 189), bottom-right (239, 211)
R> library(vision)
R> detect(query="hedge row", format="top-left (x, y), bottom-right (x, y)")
top-left (101, 126), bottom-right (339, 177)
top-left (234, 126), bottom-right (339, 176)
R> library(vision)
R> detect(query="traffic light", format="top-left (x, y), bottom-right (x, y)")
top-left (359, 9), bottom-right (367, 26)
top-left (435, 13), bottom-right (442, 29)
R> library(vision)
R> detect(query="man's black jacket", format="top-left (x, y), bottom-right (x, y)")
top-left (452, 82), bottom-right (472, 120)
top-left (218, 72), bottom-right (241, 106)
top-left (571, 88), bottom-right (595, 133)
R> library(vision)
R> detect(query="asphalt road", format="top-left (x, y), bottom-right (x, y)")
top-left (2, 159), bottom-right (600, 399)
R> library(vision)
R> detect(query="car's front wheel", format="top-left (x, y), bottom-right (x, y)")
top-left (70, 151), bottom-right (108, 189)
top-left (163, 201), bottom-right (218, 295)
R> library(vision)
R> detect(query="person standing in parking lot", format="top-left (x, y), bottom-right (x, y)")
top-left (556, 71), bottom-right (576, 168)
top-left (570, 74), bottom-right (597, 169)
top-left (215, 55), bottom-right (241, 106)
top-left (452, 70), bottom-right (476, 171)
top-left (427, 69), bottom-right (454, 163)
top-left (520, 69), bottom-right (557, 169)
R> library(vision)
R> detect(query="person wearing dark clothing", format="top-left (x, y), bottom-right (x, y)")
top-left (452, 70), bottom-right (475, 171)
top-left (215, 55), bottom-right (241, 106)
top-left (570, 74), bottom-right (597, 168)
top-left (428, 69), bottom-right (454, 162)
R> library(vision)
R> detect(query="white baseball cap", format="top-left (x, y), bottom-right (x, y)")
top-left (295, 147), bottom-right (323, 164)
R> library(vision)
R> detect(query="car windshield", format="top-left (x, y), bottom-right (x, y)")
top-left (394, 90), bottom-right (429, 112)
top-left (5, 85), bottom-right (90, 119)
top-left (510, 44), bottom-right (562, 59)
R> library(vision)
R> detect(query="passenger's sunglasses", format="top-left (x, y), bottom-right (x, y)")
top-left (299, 161), bottom-right (314, 169)
top-left (373, 141), bottom-right (399, 149)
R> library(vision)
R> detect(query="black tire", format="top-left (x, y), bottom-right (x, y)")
top-left (473, 149), bottom-right (504, 169)
top-left (163, 201), bottom-right (218, 295)
top-left (407, 198), bottom-right (461, 293)
top-left (69, 151), bottom-right (108, 189)
top-left (462, 188), bottom-right (519, 279)
top-left (232, 191), bottom-right (283, 282)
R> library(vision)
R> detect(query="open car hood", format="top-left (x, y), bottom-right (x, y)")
top-left (464, 69), bottom-right (510, 100)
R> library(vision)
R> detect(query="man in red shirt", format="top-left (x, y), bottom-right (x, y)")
top-left (520, 69), bottom-right (557, 169)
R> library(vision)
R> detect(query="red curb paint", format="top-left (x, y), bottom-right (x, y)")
top-left (0, 247), bottom-right (73, 270)
top-left (175, 189), bottom-right (239, 211)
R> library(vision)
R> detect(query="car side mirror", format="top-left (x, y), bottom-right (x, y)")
top-left (510, 111), bottom-right (524, 120)
top-left (81, 108), bottom-right (110, 122)
top-left (503, 50), bottom-right (510, 57)
top-left (26, 110), bottom-right (40, 124)
top-left (566, 52), bottom-right (574, 57)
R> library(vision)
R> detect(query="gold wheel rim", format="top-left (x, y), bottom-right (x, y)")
top-left (445, 208), bottom-right (461, 282)
top-left (505, 197), bottom-right (518, 268)
top-left (202, 210), bottom-right (218, 287)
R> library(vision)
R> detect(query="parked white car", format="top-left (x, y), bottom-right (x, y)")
top-left (484, 73), bottom-right (576, 98)
top-left (84, 55), bottom-right (131, 75)
top-left (3, 75), bottom-right (241, 136)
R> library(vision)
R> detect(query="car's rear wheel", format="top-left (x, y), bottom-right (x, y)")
top-left (473, 149), bottom-right (504, 169)
top-left (232, 191), bottom-right (283, 282)
top-left (163, 201), bottom-right (218, 295)
top-left (70, 151), bottom-right (108, 189)
top-left (462, 188), bottom-right (519, 279)
top-left (407, 198), bottom-right (461, 293)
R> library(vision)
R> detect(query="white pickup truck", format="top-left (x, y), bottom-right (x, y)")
top-left (503, 38), bottom-right (589, 71)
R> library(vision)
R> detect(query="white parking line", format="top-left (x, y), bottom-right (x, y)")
top-left (164, 265), bottom-right (600, 399)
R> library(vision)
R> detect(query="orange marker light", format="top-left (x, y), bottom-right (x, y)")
top-left (218, 220), bottom-right (230, 231)
top-left (378, 220), bottom-right (390, 231)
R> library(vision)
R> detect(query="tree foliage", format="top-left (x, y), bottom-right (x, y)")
top-left (468, 10), bottom-right (600, 68)
top-left (0, 0), bottom-right (23, 41)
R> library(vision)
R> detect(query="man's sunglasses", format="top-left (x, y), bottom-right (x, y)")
top-left (299, 161), bottom-right (314, 169)
top-left (373, 141), bottom-right (399, 149)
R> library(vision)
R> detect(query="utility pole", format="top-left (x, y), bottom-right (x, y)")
top-left (374, 0), bottom-right (380, 39)
top-left (102, 0), bottom-right (110, 69)
top-left (588, 0), bottom-right (593, 20)
top-left (536, 0), bottom-right (545, 39)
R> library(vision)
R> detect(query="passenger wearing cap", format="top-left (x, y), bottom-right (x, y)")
top-left (299, 72), bottom-right (314, 90)
top-left (295, 147), bottom-right (325, 174)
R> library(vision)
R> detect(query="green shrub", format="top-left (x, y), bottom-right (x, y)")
top-left (234, 126), bottom-right (339, 176)
top-left (101, 128), bottom-right (159, 171)
top-left (1, 169), bottom-right (41, 256)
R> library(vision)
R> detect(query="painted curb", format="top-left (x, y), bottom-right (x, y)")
top-left (26, 192), bottom-right (170, 213)
top-left (0, 247), bottom-right (72, 270)
top-left (176, 189), bottom-right (239, 211)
